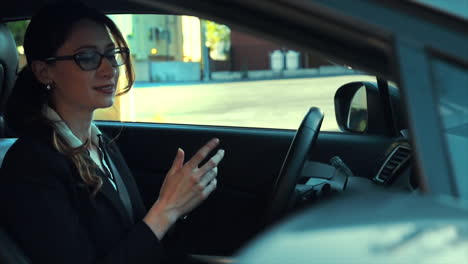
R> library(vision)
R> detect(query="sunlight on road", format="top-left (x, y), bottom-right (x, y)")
top-left (97, 75), bottom-right (377, 131)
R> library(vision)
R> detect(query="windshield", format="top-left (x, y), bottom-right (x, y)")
top-left (412, 0), bottom-right (468, 19)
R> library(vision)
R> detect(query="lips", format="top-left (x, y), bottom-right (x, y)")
top-left (94, 84), bottom-right (116, 94)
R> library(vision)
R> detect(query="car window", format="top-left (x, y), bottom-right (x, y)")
top-left (433, 58), bottom-right (468, 199)
top-left (7, 15), bottom-right (377, 131)
top-left (6, 20), bottom-right (29, 69)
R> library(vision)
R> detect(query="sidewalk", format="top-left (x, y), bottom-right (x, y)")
top-left (134, 65), bottom-right (364, 88)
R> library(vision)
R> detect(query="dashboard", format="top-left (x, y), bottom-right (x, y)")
top-left (297, 133), bottom-right (417, 207)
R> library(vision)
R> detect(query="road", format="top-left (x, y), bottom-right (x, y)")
top-left (96, 75), bottom-right (377, 131)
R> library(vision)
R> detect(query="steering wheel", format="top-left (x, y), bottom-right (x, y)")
top-left (264, 107), bottom-right (324, 225)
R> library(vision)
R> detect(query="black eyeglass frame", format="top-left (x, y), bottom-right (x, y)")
top-left (43, 47), bottom-right (130, 71)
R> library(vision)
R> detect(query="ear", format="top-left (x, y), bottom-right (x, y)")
top-left (31, 60), bottom-right (53, 85)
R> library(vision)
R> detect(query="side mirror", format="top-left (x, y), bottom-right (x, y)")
top-left (335, 82), bottom-right (391, 134)
top-left (347, 86), bottom-right (367, 132)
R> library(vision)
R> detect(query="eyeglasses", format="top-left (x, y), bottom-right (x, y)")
top-left (44, 48), bottom-right (130, 71)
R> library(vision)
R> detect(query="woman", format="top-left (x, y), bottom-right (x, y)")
top-left (0, 2), bottom-right (224, 264)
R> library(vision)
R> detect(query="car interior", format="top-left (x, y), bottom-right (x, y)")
top-left (1, 0), bottom-right (466, 263)
top-left (0, 22), bottom-right (30, 264)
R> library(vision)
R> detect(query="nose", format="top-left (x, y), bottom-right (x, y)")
top-left (97, 56), bottom-right (117, 79)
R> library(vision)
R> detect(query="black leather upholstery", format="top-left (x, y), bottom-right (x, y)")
top-left (0, 23), bottom-right (30, 264)
top-left (0, 226), bottom-right (31, 264)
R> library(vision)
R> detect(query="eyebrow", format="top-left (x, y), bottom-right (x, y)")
top-left (74, 43), bottom-right (115, 52)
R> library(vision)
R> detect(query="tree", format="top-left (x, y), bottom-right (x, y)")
top-left (7, 20), bottom-right (30, 46)
top-left (204, 20), bottom-right (231, 60)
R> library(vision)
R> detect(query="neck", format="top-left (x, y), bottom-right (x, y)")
top-left (53, 104), bottom-right (94, 143)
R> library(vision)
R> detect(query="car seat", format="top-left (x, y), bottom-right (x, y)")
top-left (0, 22), bottom-right (30, 264)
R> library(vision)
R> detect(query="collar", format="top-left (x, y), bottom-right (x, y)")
top-left (43, 105), bottom-right (103, 148)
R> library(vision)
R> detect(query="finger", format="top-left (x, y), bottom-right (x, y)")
top-left (198, 167), bottom-right (217, 187)
top-left (201, 178), bottom-right (217, 199)
top-left (198, 149), bottom-right (224, 176)
top-left (167, 148), bottom-right (184, 176)
top-left (186, 138), bottom-right (220, 168)
top-left (178, 178), bottom-right (218, 217)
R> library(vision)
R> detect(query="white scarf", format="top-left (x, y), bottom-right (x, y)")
top-left (43, 105), bottom-right (103, 148)
top-left (43, 106), bottom-right (118, 190)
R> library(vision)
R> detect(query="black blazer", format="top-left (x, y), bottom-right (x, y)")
top-left (0, 127), bottom-right (180, 264)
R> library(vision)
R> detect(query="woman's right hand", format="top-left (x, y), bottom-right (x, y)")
top-left (143, 138), bottom-right (224, 239)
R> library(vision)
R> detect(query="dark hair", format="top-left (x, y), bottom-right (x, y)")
top-left (6, 1), bottom-right (134, 134)
top-left (5, 1), bottom-right (134, 196)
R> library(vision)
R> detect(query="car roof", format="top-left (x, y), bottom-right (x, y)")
top-left (0, 0), bottom-right (167, 20)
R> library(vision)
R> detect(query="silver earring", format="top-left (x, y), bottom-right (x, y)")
top-left (46, 84), bottom-right (51, 90)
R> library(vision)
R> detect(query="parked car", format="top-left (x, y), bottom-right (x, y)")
top-left (0, 0), bottom-right (467, 263)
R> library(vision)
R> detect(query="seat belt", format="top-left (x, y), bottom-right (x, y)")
top-left (98, 136), bottom-right (134, 224)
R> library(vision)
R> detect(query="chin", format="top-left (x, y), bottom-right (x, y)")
top-left (96, 99), bottom-right (115, 109)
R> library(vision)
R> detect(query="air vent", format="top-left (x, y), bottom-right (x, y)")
top-left (375, 145), bottom-right (411, 184)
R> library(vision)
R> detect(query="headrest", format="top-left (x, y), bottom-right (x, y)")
top-left (0, 23), bottom-right (18, 113)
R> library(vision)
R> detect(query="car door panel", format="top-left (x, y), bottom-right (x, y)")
top-left (98, 121), bottom-right (394, 254)
top-left (98, 122), bottom-right (294, 254)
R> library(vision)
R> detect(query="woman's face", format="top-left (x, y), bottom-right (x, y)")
top-left (47, 19), bottom-right (119, 113)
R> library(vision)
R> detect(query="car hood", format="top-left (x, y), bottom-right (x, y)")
top-left (237, 190), bottom-right (468, 263)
